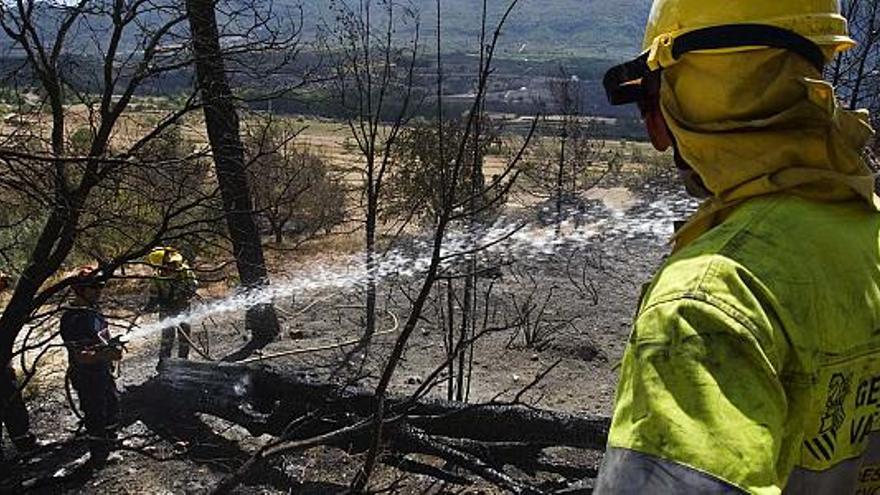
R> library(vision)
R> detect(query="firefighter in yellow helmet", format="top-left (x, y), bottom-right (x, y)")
top-left (597, 1), bottom-right (880, 494)
top-left (143, 247), bottom-right (198, 362)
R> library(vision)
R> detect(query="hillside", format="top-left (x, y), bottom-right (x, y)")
top-left (0, 0), bottom-right (651, 122)
top-left (295, 0), bottom-right (652, 60)
top-left (0, 0), bottom-right (651, 62)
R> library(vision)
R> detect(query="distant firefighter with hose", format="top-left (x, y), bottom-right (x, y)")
top-left (597, 0), bottom-right (880, 494)
top-left (143, 247), bottom-right (198, 362)
top-left (60, 267), bottom-right (122, 468)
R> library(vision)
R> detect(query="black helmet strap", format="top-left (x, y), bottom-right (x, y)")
top-left (673, 24), bottom-right (825, 73)
top-left (603, 24), bottom-right (827, 106)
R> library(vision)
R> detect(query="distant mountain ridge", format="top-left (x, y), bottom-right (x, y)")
top-left (0, 0), bottom-right (652, 62)
top-left (291, 0), bottom-right (652, 60)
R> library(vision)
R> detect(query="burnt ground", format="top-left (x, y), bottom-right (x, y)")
top-left (1, 177), bottom-right (696, 494)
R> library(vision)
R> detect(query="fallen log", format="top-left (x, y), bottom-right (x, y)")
top-left (156, 359), bottom-right (610, 492)
top-left (156, 359), bottom-right (611, 451)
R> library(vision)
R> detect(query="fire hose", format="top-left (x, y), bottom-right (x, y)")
top-left (174, 323), bottom-right (215, 361)
top-left (64, 369), bottom-right (83, 422)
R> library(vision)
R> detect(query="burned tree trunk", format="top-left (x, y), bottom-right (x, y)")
top-left (156, 359), bottom-right (609, 491)
top-left (156, 359), bottom-right (610, 451)
top-left (185, 0), bottom-right (280, 345)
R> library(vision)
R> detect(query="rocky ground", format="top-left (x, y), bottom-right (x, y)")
top-left (1, 175), bottom-right (696, 494)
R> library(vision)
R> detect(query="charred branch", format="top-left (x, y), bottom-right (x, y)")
top-left (156, 359), bottom-right (609, 492)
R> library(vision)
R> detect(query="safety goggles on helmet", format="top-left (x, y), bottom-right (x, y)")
top-left (603, 24), bottom-right (827, 107)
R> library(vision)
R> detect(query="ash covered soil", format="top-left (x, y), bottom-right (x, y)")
top-left (3, 176), bottom-right (697, 494)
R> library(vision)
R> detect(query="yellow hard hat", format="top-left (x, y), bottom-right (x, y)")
top-left (643, 0), bottom-right (855, 58)
top-left (604, 0), bottom-right (856, 106)
top-left (147, 247), bottom-right (183, 267)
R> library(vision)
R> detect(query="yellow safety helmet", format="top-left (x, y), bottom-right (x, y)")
top-left (605, 0), bottom-right (856, 106)
top-left (147, 247), bottom-right (184, 267)
top-left (644, 0), bottom-right (855, 58)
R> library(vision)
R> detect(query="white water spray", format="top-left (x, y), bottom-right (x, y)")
top-left (128, 192), bottom-right (697, 341)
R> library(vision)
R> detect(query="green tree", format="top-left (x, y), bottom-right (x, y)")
top-left (245, 123), bottom-right (345, 244)
top-left (385, 118), bottom-right (500, 226)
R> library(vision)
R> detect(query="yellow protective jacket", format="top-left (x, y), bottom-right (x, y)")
top-left (596, 194), bottom-right (880, 494)
top-left (146, 263), bottom-right (198, 312)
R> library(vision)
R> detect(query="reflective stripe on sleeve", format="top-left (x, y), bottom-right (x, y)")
top-left (595, 447), bottom-right (746, 494)
top-left (786, 431), bottom-right (880, 494)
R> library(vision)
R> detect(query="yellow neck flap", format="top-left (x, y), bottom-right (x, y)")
top-left (659, 49), bottom-right (878, 252)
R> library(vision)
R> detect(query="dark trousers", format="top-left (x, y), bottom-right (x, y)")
top-left (159, 322), bottom-right (192, 359)
top-left (1, 366), bottom-right (34, 457)
top-left (159, 306), bottom-right (191, 360)
top-left (70, 365), bottom-right (119, 460)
